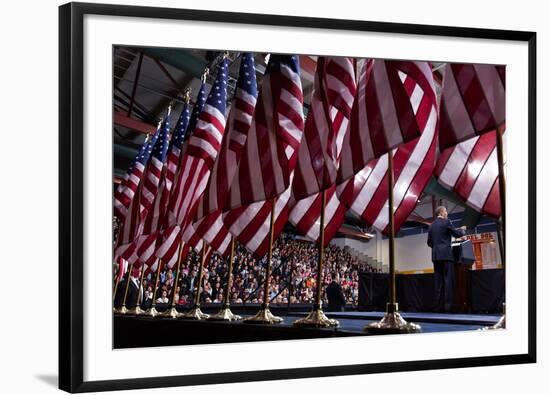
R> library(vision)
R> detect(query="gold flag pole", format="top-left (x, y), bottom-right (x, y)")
top-left (144, 258), bottom-right (164, 317)
top-left (244, 199), bottom-right (283, 324)
top-left (208, 237), bottom-right (242, 321)
top-left (484, 125), bottom-right (506, 330)
top-left (112, 217), bottom-right (122, 308)
top-left (294, 189), bottom-right (338, 328)
top-left (180, 244), bottom-right (210, 320)
top-left (365, 152), bottom-right (421, 334)
top-left (114, 261), bottom-right (134, 315)
top-left (158, 242), bottom-right (186, 318)
top-left (127, 263), bottom-right (146, 315)
top-left (112, 260), bottom-right (124, 313)
top-left (112, 269), bottom-right (121, 312)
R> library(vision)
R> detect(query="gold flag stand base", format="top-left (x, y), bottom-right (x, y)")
top-left (481, 303), bottom-right (506, 330)
top-left (243, 304), bottom-right (283, 324)
top-left (293, 305), bottom-right (339, 328)
top-left (114, 305), bottom-right (129, 315)
top-left (126, 305), bottom-right (146, 316)
top-left (207, 305), bottom-right (242, 321)
top-left (180, 305), bottom-right (210, 320)
top-left (157, 306), bottom-right (182, 319)
top-left (365, 303), bottom-right (422, 334)
top-left (143, 306), bottom-right (161, 318)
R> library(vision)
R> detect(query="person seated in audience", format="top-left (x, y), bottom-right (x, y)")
top-left (213, 293), bottom-right (224, 303)
top-left (177, 294), bottom-right (187, 306)
top-left (156, 289), bottom-right (169, 304)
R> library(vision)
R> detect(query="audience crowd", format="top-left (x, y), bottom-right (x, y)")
top-left (116, 234), bottom-right (379, 308)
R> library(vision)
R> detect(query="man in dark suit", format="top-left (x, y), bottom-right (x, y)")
top-left (114, 263), bottom-right (143, 309)
top-left (326, 272), bottom-right (347, 312)
top-left (427, 206), bottom-right (466, 313)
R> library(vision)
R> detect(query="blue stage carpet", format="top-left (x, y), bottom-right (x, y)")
top-left (286, 311), bottom-right (501, 332)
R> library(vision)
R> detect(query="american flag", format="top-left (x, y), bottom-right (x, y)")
top-left (162, 99), bottom-right (192, 213)
top-left (114, 126), bottom-right (161, 257)
top-left (115, 115), bottom-right (170, 262)
top-left (134, 101), bottom-right (192, 267)
top-left (439, 63), bottom-right (505, 149)
top-left (156, 57), bottom-right (230, 267)
top-left (116, 257), bottom-right (128, 283)
top-left (289, 185), bottom-right (347, 247)
top-left (292, 57), bottom-right (356, 200)
top-left (222, 55), bottom-right (304, 257)
top-left (338, 60), bottom-right (436, 184)
top-left (337, 65), bottom-right (438, 234)
top-left (223, 180), bottom-right (292, 258)
top-left (148, 80), bottom-right (207, 269)
top-left (137, 110), bottom-right (171, 225)
top-left (289, 57), bottom-right (356, 245)
top-left (192, 53), bottom-right (258, 256)
top-left (185, 75), bottom-right (209, 141)
top-left (113, 126), bottom-right (159, 223)
top-left (435, 129), bottom-right (502, 218)
top-left (225, 55), bottom-right (304, 210)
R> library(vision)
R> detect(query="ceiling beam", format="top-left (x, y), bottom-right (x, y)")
top-left (114, 111), bottom-right (156, 135)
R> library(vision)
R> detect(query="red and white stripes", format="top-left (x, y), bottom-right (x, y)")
top-left (292, 57), bottom-right (356, 200)
top-left (337, 66), bottom-right (438, 234)
top-left (338, 60), bottom-right (435, 184)
top-left (113, 161), bottom-right (146, 221)
top-left (288, 185), bottom-right (347, 246)
top-left (190, 55), bottom-right (259, 256)
top-left (435, 129), bottom-right (501, 218)
top-left (156, 58), bottom-right (229, 265)
top-left (439, 63), bottom-right (505, 149)
top-left (225, 56), bottom-right (304, 210)
top-left (196, 90), bottom-right (257, 219)
top-left (288, 57), bottom-right (356, 245)
top-left (223, 178), bottom-right (293, 258)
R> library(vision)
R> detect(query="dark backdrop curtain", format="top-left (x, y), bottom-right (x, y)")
top-left (358, 269), bottom-right (504, 314)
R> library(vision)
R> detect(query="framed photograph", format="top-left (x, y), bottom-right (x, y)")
top-left (59, 1), bottom-right (536, 393)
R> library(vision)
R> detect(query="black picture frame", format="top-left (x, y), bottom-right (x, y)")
top-left (59, 2), bottom-right (537, 393)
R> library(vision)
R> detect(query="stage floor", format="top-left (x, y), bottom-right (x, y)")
top-left (114, 309), bottom-right (501, 349)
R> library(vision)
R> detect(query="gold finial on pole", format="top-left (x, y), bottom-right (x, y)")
top-left (183, 88), bottom-right (191, 104)
top-left (201, 67), bottom-right (210, 83)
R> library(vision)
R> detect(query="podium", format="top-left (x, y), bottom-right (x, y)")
top-left (451, 239), bottom-right (475, 312)
top-left (452, 239), bottom-right (475, 266)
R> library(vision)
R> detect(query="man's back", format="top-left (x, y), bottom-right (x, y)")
top-left (326, 281), bottom-right (346, 312)
top-left (427, 217), bottom-right (463, 261)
